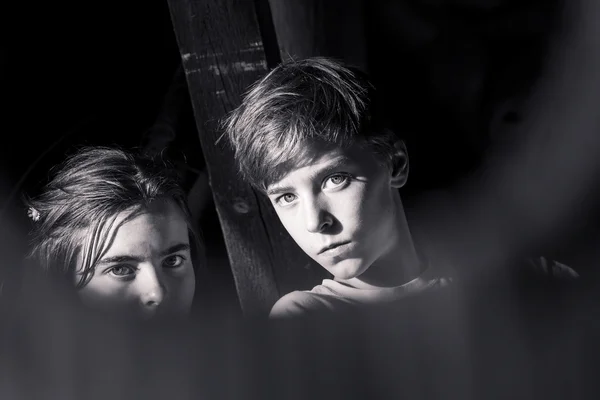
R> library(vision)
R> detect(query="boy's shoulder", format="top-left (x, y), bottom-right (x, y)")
top-left (269, 285), bottom-right (350, 319)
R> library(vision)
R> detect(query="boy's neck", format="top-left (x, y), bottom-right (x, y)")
top-left (338, 195), bottom-right (423, 290)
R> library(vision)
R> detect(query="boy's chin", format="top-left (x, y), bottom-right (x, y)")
top-left (324, 259), bottom-right (368, 281)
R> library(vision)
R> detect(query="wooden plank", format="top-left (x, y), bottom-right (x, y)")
top-left (253, 0), bottom-right (283, 69)
top-left (166, 0), bottom-right (325, 316)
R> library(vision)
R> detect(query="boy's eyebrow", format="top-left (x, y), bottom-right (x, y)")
top-left (97, 243), bottom-right (191, 265)
top-left (266, 156), bottom-right (353, 196)
top-left (266, 185), bottom-right (295, 196)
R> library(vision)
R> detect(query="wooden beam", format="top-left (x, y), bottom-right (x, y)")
top-left (166, 0), bottom-right (326, 316)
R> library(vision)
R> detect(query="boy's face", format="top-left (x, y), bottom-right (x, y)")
top-left (266, 141), bottom-right (406, 280)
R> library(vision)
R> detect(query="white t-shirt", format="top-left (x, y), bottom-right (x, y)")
top-left (269, 267), bottom-right (450, 318)
top-left (268, 256), bottom-right (578, 319)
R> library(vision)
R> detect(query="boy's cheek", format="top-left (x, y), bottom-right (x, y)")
top-left (276, 213), bottom-right (301, 238)
top-left (272, 207), bottom-right (289, 226)
top-left (280, 219), bottom-right (313, 251)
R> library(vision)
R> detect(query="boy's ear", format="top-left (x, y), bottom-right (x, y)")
top-left (390, 140), bottom-right (409, 189)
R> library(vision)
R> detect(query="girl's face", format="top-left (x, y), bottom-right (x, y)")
top-left (75, 200), bottom-right (196, 320)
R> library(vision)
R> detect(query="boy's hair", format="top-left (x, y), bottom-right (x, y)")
top-left (24, 146), bottom-right (204, 288)
top-left (222, 57), bottom-right (397, 191)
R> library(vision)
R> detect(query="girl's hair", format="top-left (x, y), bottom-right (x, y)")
top-left (23, 146), bottom-right (204, 288)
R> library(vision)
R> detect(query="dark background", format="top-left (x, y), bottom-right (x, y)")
top-left (0, 0), bottom-right (562, 197)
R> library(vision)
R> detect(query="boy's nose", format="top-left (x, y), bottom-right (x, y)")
top-left (304, 200), bottom-right (332, 233)
top-left (137, 265), bottom-right (166, 310)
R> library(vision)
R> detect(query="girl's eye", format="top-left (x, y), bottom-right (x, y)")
top-left (276, 193), bottom-right (297, 206)
top-left (163, 255), bottom-right (185, 269)
top-left (108, 265), bottom-right (136, 277)
top-left (323, 174), bottom-right (349, 189)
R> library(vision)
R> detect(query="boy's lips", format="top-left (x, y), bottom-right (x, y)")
top-left (317, 240), bottom-right (352, 255)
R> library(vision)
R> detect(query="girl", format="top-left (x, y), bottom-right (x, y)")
top-left (24, 146), bottom-right (205, 320)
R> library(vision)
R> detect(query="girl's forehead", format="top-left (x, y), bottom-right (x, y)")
top-left (107, 202), bottom-right (188, 247)
top-left (102, 221), bottom-right (189, 262)
top-left (75, 200), bottom-right (189, 264)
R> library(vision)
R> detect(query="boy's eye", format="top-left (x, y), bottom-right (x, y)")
top-left (276, 193), bottom-right (297, 206)
top-left (323, 174), bottom-right (349, 189)
top-left (163, 255), bottom-right (185, 269)
top-left (108, 265), bottom-right (136, 277)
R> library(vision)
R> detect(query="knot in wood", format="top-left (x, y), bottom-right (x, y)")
top-left (233, 200), bottom-right (251, 214)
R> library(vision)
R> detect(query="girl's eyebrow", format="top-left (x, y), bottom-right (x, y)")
top-left (159, 243), bottom-right (190, 257)
top-left (98, 255), bottom-right (141, 265)
top-left (98, 243), bottom-right (190, 265)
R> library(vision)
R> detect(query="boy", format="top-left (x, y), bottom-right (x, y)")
top-left (223, 57), bottom-right (448, 318)
top-left (222, 57), bottom-right (576, 318)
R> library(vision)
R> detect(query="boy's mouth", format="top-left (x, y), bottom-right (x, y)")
top-left (318, 240), bottom-right (352, 255)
